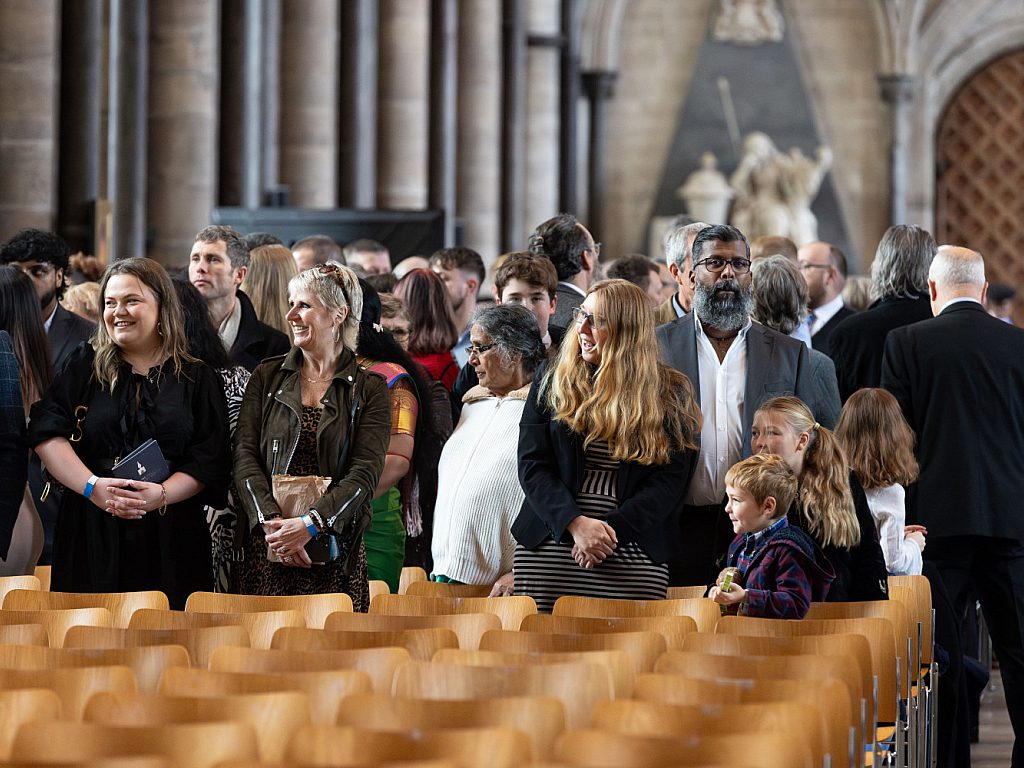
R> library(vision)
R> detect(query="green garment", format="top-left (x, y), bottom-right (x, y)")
top-left (364, 486), bottom-right (406, 593)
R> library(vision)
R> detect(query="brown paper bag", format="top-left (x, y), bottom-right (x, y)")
top-left (268, 474), bottom-right (329, 562)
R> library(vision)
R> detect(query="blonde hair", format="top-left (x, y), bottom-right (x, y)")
top-left (543, 279), bottom-right (701, 465)
top-left (241, 244), bottom-right (297, 336)
top-left (835, 388), bottom-right (919, 490)
top-left (725, 453), bottom-right (798, 519)
top-left (62, 281), bottom-right (101, 324)
top-left (288, 261), bottom-right (362, 351)
top-left (93, 258), bottom-right (195, 391)
top-left (755, 396), bottom-right (860, 548)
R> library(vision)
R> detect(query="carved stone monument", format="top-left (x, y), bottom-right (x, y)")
top-left (713, 0), bottom-right (785, 46)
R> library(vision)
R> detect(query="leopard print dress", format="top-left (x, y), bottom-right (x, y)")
top-left (235, 405), bottom-right (370, 611)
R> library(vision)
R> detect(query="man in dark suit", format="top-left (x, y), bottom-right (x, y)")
top-left (655, 220), bottom-right (708, 326)
top-left (189, 225), bottom-right (289, 372)
top-left (828, 225), bottom-right (935, 400)
top-left (797, 240), bottom-right (853, 358)
top-left (527, 213), bottom-right (598, 332)
top-left (882, 245), bottom-right (1024, 767)
top-left (656, 224), bottom-right (816, 586)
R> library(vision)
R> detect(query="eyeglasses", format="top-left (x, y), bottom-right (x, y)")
top-left (387, 328), bottom-right (410, 341)
top-left (571, 307), bottom-right (606, 330)
top-left (798, 262), bottom-right (832, 272)
top-left (467, 342), bottom-right (496, 357)
top-left (693, 256), bottom-right (752, 275)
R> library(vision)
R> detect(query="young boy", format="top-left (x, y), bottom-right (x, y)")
top-left (709, 453), bottom-right (834, 618)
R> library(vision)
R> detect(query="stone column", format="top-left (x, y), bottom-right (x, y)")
top-left (878, 73), bottom-right (915, 227)
top-left (558, 0), bottom-right (580, 215)
top-left (338, 0), bottom-right (378, 209)
top-left (500, 0), bottom-right (526, 251)
top-left (428, 0), bottom-right (458, 246)
top-left (523, 0), bottom-right (559, 239)
top-left (582, 70), bottom-right (617, 247)
top-left (147, 0), bottom-right (220, 265)
top-left (280, 0), bottom-right (338, 209)
top-left (0, 0), bottom-right (59, 236)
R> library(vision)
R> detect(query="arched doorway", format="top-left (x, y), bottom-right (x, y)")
top-left (935, 48), bottom-right (1024, 322)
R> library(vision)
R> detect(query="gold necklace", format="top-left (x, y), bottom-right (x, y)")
top-left (301, 372), bottom-right (332, 383)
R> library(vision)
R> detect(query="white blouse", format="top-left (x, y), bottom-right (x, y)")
top-left (863, 483), bottom-right (922, 576)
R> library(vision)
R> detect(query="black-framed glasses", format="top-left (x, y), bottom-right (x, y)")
top-left (694, 256), bottom-right (752, 275)
top-left (571, 306), bottom-right (606, 330)
top-left (467, 342), bottom-right (497, 357)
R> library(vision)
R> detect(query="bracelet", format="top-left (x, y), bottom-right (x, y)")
top-left (83, 475), bottom-right (99, 499)
top-left (307, 509), bottom-right (324, 531)
top-left (301, 513), bottom-right (318, 538)
top-left (157, 484), bottom-right (168, 516)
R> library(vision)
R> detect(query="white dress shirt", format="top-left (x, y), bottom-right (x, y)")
top-left (685, 314), bottom-right (751, 506)
top-left (809, 294), bottom-right (845, 336)
top-left (863, 483), bottom-right (922, 576)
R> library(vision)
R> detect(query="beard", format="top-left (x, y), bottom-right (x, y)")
top-left (692, 278), bottom-right (754, 331)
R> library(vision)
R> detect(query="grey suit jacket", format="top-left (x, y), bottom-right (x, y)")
top-left (549, 282), bottom-right (585, 331)
top-left (48, 303), bottom-right (95, 373)
top-left (656, 313), bottom-right (818, 456)
top-left (808, 348), bottom-right (841, 429)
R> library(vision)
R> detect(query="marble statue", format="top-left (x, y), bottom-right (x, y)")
top-left (713, 0), bottom-right (785, 45)
top-left (677, 152), bottom-right (733, 226)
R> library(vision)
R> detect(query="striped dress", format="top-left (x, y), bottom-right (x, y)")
top-left (513, 440), bottom-right (669, 613)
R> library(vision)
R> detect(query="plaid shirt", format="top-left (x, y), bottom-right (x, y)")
top-left (735, 516), bottom-right (790, 575)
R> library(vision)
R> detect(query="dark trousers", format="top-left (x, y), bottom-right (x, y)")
top-left (926, 536), bottom-right (1024, 767)
top-left (668, 502), bottom-right (731, 587)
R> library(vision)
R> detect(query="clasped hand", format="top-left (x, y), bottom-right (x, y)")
top-left (567, 516), bottom-right (617, 569)
top-left (101, 479), bottom-right (163, 520)
top-left (264, 518), bottom-right (313, 568)
top-left (708, 566), bottom-right (746, 606)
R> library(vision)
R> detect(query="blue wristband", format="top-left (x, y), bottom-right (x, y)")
top-left (302, 513), bottom-right (318, 538)
top-left (83, 475), bottom-right (99, 499)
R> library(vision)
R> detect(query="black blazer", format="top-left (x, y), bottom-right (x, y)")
top-left (230, 290), bottom-right (291, 373)
top-left (881, 301), bottom-right (1024, 540)
top-left (511, 366), bottom-right (697, 564)
top-left (48, 304), bottom-right (95, 373)
top-left (549, 283), bottom-right (585, 332)
top-left (810, 304), bottom-right (854, 359)
top-left (829, 293), bottom-right (931, 401)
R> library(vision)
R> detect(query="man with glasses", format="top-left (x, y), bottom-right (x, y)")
top-left (656, 223), bottom-right (816, 586)
top-left (528, 213), bottom-right (599, 332)
top-left (797, 240), bottom-right (852, 359)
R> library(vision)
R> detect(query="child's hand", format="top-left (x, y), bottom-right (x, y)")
top-left (709, 583), bottom-right (747, 606)
top-left (906, 530), bottom-right (926, 552)
top-left (716, 566), bottom-right (740, 590)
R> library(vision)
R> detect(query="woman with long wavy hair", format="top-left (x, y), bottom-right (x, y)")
top-left (512, 279), bottom-right (702, 612)
top-left (393, 268), bottom-right (459, 391)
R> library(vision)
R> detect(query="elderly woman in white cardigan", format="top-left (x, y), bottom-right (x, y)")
top-left (431, 304), bottom-right (548, 593)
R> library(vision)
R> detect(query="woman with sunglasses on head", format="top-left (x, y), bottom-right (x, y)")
top-left (233, 262), bottom-right (390, 610)
top-left (512, 279), bottom-right (702, 613)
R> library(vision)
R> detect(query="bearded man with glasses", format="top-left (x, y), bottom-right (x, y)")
top-left (656, 223), bottom-right (819, 586)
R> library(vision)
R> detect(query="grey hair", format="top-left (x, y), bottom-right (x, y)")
top-left (871, 225), bottom-right (936, 299)
top-left (471, 303), bottom-right (547, 378)
top-left (664, 222), bottom-right (710, 270)
top-left (929, 245), bottom-right (985, 288)
top-left (750, 255), bottom-right (808, 335)
top-left (195, 225), bottom-right (249, 270)
top-left (288, 261), bottom-right (363, 351)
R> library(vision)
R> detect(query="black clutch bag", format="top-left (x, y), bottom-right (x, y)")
top-left (110, 439), bottom-right (171, 484)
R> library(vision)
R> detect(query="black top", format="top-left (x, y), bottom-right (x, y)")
top-left (810, 304), bottom-right (854, 360)
top-left (0, 331), bottom-right (26, 560)
top-left (28, 344), bottom-right (230, 608)
top-left (48, 303), bottom-right (95, 373)
top-left (230, 290), bottom-right (291, 373)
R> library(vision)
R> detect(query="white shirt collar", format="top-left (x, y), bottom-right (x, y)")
top-left (810, 294), bottom-right (845, 334)
top-left (559, 281), bottom-right (586, 298)
top-left (938, 296), bottom-right (982, 315)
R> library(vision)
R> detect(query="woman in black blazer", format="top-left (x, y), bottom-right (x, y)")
top-left (512, 279), bottom-right (702, 613)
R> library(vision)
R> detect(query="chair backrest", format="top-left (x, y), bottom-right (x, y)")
top-left (0, 665), bottom-right (137, 719)
top-left (184, 591), bottom-right (352, 630)
top-left (888, 575), bottom-right (933, 667)
top-left (0, 688), bottom-right (62, 759)
top-left (0, 623), bottom-right (47, 647)
top-left (369, 594), bottom-right (537, 631)
top-left (32, 565), bottom-right (50, 591)
top-left (0, 644), bottom-right (189, 692)
top-left (271, 626), bottom-right (458, 662)
top-left (392, 659), bottom-right (613, 729)
top-left (432, 647), bottom-right (636, 697)
top-left (10, 720), bottom-right (259, 768)
top-left (0, 576), bottom-right (41, 606)
top-left (129, 608), bottom-right (303, 650)
top-left (520, 614), bottom-right (696, 650)
top-left (4, 589), bottom-right (169, 628)
top-left (336, 692), bottom-right (566, 760)
top-left (368, 580), bottom-right (391, 602)
top-left (209, 645), bottom-right (411, 694)
top-left (405, 581), bottom-right (493, 598)
top-left (665, 586), bottom-right (706, 600)
top-left (64, 624), bottom-right (250, 669)
top-left (325, 610), bottom-right (500, 650)
top-left (480, 629), bottom-right (666, 673)
top-left (399, 566), bottom-right (428, 594)
top-left (84, 689), bottom-right (310, 763)
top-left (552, 596), bottom-right (719, 632)
top-left (158, 666), bottom-right (372, 724)
top-left (0, 607), bottom-right (113, 647)
top-left (285, 725), bottom-right (532, 768)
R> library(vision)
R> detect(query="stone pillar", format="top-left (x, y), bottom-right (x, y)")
top-left (878, 73), bottom-right (915, 227)
top-left (457, 0), bottom-right (501, 260)
top-left (280, 0), bottom-right (339, 209)
top-left (523, 0), bottom-right (559, 239)
top-left (147, 0), bottom-right (220, 265)
top-left (558, 0), bottom-right (580, 215)
top-left (428, 0), bottom-right (458, 246)
top-left (500, 0), bottom-right (526, 251)
top-left (339, 0), bottom-right (378, 209)
top-left (378, 0), bottom-right (430, 210)
top-left (0, 0), bottom-right (59, 236)
top-left (582, 70), bottom-right (617, 247)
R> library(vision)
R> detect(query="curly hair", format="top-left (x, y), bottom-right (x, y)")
top-left (528, 213), bottom-right (590, 282)
top-left (0, 229), bottom-right (71, 301)
top-left (472, 304), bottom-right (547, 379)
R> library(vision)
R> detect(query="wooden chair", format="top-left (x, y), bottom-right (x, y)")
top-left (0, 688), bottom-right (62, 759)
top-left (158, 666), bottom-right (372, 724)
top-left (392, 659), bottom-right (613, 729)
top-left (84, 689), bottom-right (310, 763)
top-left (325, 610), bottom-right (500, 650)
top-left (433, 647), bottom-right (636, 697)
top-left (369, 580), bottom-right (391, 601)
top-left (889, 574), bottom-right (936, 768)
top-left (405, 581), bottom-right (493, 598)
top-left (10, 721), bottom-right (259, 768)
top-left (64, 624), bottom-right (249, 669)
top-left (285, 725), bottom-right (532, 768)
top-left (272, 626), bottom-right (458, 662)
top-left (336, 692), bottom-right (565, 760)
top-left (0, 666), bottom-right (136, 719)
top-left (370, 594), bottom-right (537, 631)
top-left (520, 614), bottom-right (696, 650)
top-left (0, 608), bottom-right (112, 647)
top-left (0, 576), bottom-right (40, 606)
top-left (129, 608), bottom-right (303, 650)
top-left (399, 567), bottom-right (428, 594)
top-left (209, 645), bottom-right (411, 694)
top-left (4, 590), bottom-right (169, 629)
top-left (480, 628), bottom-right (665, 673)
top-left (552, 596), bottom-right (719, 633)
top-left (0, 644), bottom-right (189, 692)
top-left (0, 624), bottom-right (47, 647)
top-left (32, 565), bottom-right (50, 591)
top-left (665, 585), bottom-right (706, 600)
top-left (553, 728), bottom-right (813, 768)
top-left (184, 591), bottom-right (352, 630)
